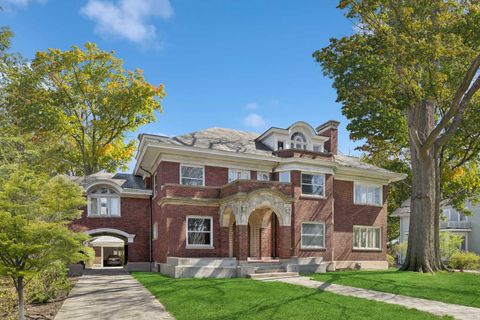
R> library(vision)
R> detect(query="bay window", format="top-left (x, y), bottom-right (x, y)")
top-left (353, 226), bottom-right (381, 250)
top-left (279, 171), bottom-right (291, 183)
top-left (186, 216), bottom-right (213, 247)
top-left (301, 173), bottom-right (325, 197)
top-left (301, 222), bottom-right (325, 249)
top-left (180, 165), bottom-right (204, 186)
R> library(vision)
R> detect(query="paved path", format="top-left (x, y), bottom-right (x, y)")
top-left (262, 276), bottom-right (480, 320)
top-left (55, 270), bottom-right (174, 320)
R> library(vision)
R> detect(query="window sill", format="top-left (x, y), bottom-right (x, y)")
top-left (353, 203), bottom-right (383, 208)
top-left (300, 194), bottom-right (327, 200)
top-left (186, 245), bottom-right (215, 250)
top-left (87, 215), bottom-right (122, 218)
top-left (352, 248), bottom-right (382, 252)
top-left (300, 247), bottom-right (326, 251)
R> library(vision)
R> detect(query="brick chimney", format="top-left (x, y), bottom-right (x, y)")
top-left (315, 120), bottom-right (340, 155)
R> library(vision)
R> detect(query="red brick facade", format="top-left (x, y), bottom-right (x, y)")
top-left (76, 164), bottom-right (388, 268)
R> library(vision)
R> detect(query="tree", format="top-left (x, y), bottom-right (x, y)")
top-left (7, 43), bottom-right (165, 175)
top-left (315, 0), bottom-right (480, 272)
top-left (0, 167), bottom-right (89, 320)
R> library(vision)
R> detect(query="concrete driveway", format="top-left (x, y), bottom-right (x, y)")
top-left (55, 269), bottom-right (174, 320)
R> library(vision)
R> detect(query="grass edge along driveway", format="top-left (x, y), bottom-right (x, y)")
top-left (308, 269), bottom-right (480, 308)
top-left (132, 272), bottom-right (451, 320)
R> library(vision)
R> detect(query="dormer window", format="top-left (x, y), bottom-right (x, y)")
top-left (88, 187), bottom-right (120, 217)
top-left (291, 132), bottom-right (307, 150)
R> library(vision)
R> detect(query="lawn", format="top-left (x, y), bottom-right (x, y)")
top-left (132, 272), bottom-right (451, 320)
top-left (308, 270), bottom-right (480, 308)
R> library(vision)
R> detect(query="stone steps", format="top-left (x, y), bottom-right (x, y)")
top-left (248, 271), bottom-right (299, 279)
top-left (254, 268), bottom-right (286, 273)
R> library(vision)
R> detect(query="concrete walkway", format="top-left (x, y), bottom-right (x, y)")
top-left (262, 276), bottom-right (480, 320)
top-left (55, 270), bottom-right (174, 320)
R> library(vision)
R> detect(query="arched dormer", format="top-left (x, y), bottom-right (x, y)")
top-left (290, 132), bottom-right (307, 150)
top-left (86, 185), bottom-right (121, 217)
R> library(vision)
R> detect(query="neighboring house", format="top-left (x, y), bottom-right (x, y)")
top-left (392, 200), bottom-right (480, 262)
top-left (72, 120), bottom-right (405, 277)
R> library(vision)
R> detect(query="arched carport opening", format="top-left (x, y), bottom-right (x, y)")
top-left (86, 228), bottom-right (135, 268)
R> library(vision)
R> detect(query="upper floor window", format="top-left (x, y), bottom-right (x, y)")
top-left (301, 173), bottom-right (325, 197)
top-left (228, 169), bottom-right (251, 183)
top-left (313, 144), bottom-right (324, 152)
top-left (291, 132), bottom-right (307, 150)
top-left (180, 165), bottom-right (204, 186)
top-left (354, 183), bottom-right (382, 206)
top-left (257, 171), bottom-right (270, 181)
top-left (277, 141), bottom-right (284, 150)
top-left (88, 187), bottom-right (120, 217)
top-left (279, 171), bottom-right (291, 183)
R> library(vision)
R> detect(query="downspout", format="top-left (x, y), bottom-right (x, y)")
top-left (140, 166), bottom-right (154, 272)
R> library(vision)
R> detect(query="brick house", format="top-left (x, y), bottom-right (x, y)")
top-left (72, 120), bottom-right (405, 277)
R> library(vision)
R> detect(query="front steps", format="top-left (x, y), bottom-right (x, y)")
top-left (158, 257), bottom-right (327, 278)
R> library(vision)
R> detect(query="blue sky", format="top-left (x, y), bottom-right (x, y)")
top-left (1, 0), bottom-right (361, 171)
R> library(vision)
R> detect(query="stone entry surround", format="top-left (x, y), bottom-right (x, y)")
top-left (219, 189), bottom-right (293, 261)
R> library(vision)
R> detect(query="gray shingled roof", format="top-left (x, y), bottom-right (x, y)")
top-left (69, 171), bottom-right (147, 190)
top-left (334, 154), bottom-right (399, 175)
top-left (150, 127), bottom-right (274, 156)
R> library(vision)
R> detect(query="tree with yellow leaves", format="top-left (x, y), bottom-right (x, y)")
top-left (7, 43), bottom-right (165, 175)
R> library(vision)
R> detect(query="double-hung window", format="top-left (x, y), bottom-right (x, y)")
top-left (301, 222), bottom-right (325, 249)
top-left (186, 216), bottom-right (213, 248)
top-left (353, 226), bottom-right (381, 250)
top-left (180, 165), bottom-right (204, 186)
top-left (88, 187), bottom-right (120, 217)
top-left (257, 171), bottom-right (270, 181)
top-left (301, 173), bottom-right (325, 197)
top-left (354, 183), bottom-right (382, 206)
top-left (228, 169), bottom-right (251, 182)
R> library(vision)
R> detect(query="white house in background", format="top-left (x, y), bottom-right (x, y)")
top-left (392, 200), bottom-right (480, 262)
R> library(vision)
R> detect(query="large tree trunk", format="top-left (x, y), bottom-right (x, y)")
top-left (401, 103), bottom-right (443, 272)
top-left (16, 276), bottom-right (25, 320)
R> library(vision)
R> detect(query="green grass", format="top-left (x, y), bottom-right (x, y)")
top-left (132, 272), bottom-right (450, 320)
top-left (308, 270), bottom-right (480, 308)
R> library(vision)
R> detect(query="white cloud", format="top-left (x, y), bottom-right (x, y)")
top-left (245, 102), bottom-right (258, 110)
top-left (243, 113), bottom-right (267, 129)
top-left (81, 0), bottom-right (173, 45)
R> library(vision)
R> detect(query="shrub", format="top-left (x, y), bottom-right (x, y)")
top-left (449, 251), bottom-right (480, 271)
top-left (440, 232), bottom-right (463, 261)
top-left (26, 260), bottom-right (72, 304)
top-left (387, 254), bottom-right (396, 267)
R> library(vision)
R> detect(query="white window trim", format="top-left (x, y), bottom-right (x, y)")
top-left (353, 182), bottom-right (383, 207)
top-left (186, 215), bottom-right (214, 249)
top-left (301, 221), bottom-right (325, 249)
top-left (257, 171), bottom-right (270, 181)
top-left (277, 140), bottom-right (285, 151)
top-left (87, 189), bottom-right (121, 217)
top-left (228, 168), bottom-right (251, 183)
top-left (353, 225), bottom-right (382, 251)
top-left (301, 172), bottom-right (326, 198)
top-left (153, 222), bottom-right (158, 240)
top-left (180, 164), bottom-right (205, 186)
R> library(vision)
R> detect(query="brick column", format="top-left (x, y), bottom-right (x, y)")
top-left (278, 226), bottom-right (292, 259)
top-left (235, 225), bottom-right (249, 260)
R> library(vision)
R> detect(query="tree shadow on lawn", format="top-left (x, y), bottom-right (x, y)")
top-left (306, 270), bottom-right (480, 307)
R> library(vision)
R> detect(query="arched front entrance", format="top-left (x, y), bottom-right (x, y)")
top-left (219, 190), bottom-right (292, 261)
top-left (86, 228), bottom-right (135, 268)
top-left (248, 208), bottom-right (280, 260)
